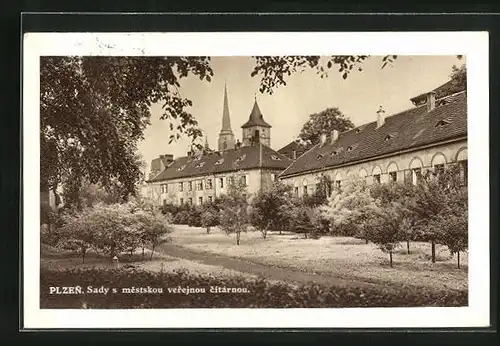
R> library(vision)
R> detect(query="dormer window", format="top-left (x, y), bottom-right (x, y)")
top-left (195, 162), bottom-right (205, 168)
top-left (384, 134), bottom-right (393, 141)
top-left (271, 155), bottom-right (281, 161)
top-left (215, 158), bottom-right (224, 165)
top-left (347, 146), bottom-right (353, 151)
top-left (317, 154), bottom-right (324, 159)
top-left (436, 119), bottom-right (451, 128)
top-left (331, 150), bottom-right (338, 156)
top-left (355, 128), bottom-right (362, 134)
top-left (236, 154), bottom-right (246, 163)
top-left (177, 165), bottom-right (186, 171)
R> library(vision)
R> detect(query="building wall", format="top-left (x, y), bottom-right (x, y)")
top-left (280, 139), bottom-right (468, 197)
top-left (145, 167), bottom-right (284, 206)
top-left (242, 126), bottom-right (271, 147)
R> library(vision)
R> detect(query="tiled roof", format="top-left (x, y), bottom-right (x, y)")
top-left (410, 79), bottom-right (466, 106)
top-left (148, 144), bottom-right (292, 182)
top-left (278, 140), bottom-right (313, 160)
top-left (280, 91), bottom-right (467, 178)
top-left (241, 99), bottom-right (272, 128)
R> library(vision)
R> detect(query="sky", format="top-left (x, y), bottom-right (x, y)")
top-left (138, 55), bottom-right (463, 173)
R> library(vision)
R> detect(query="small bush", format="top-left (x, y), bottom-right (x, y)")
top-left (173, 211), bottom-right (191, 225)
top-left (40, 268), bottom-right (468, 309)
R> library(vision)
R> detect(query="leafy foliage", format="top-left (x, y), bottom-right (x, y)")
top-left (40, 267), bottom-right (467, 308)
top-left (200, 208), bottom-right (219, 234)
top-left (250, 181), bottom-right (294, 238)
top-left (298, 107), bottom-right (355, 145)
top-left (219, 177), bottom-right (250, 245)
top-left (41, 56), bottom-right (213, 206)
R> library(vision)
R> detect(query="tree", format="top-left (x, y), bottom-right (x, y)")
top-left (319, 176), bottom-right (372, 241)
top-left (250, 181), bottom-right (294, 238)
top-left (41, 56), bottom-right (213, 207)
top-left (410, 165), bottom-right (466, 263)
top-left (292, 205), bottom-right (315, 239)
top-left (298, 107), bottom-right (354, 145)
top-left (362, 200), bottom-right (407, 268)
top-left (450, 64), bottom-right (467, 92)
top-left (369, 182), bottom-right (419, 254)
top-left (200, 208), bottom-right (219, 234)
top-left (303, 174), bottom-right (334, 207)
top-left (219, 177), bottom-right (249, 245)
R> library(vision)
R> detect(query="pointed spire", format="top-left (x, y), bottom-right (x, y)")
top-left (221, 82), bottom-right (233, 133)
top-left (241, 96), bottom-right (272, 128)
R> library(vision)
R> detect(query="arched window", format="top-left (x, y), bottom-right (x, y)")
top-left (358, 168), bottom-right (368, 178)
top-left (372, 166), bottom-right (382, 184)
top-left (223, 141), bottom-right (227, 150)
top-left (408, 157), bottom-right (424, 185)
top-left (387, 162), bottom-right (399, 183)
top-left (456, 147), bottom-right (468, 183)
top-left (334, 172), bottom-right (343, 189)
top-left (431, 153), bottom-right (447, 176)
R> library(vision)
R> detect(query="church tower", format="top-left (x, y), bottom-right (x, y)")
top-left (241, 97), bottom-right (272, 147)
top-left (217, 83), bottom-right (236, 151)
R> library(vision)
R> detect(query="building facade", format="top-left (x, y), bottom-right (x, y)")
top-left (279, 82), bottom-right (468, 196)
top-left (145, 85), bottom-right (292, 206)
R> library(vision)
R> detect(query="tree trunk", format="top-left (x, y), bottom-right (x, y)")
top-left (142, 247), bottom-right (145, 259)
top-left (389, 251), bottom-right (393, 268)
top-left (406, 240), bottom-right (410, 255)
top-left (457, 251), bottom-right (460, 269)
top-left (279, 230), bottom-right (282, 235)
top-left (304, 232), bottom-right (308, 239)
top-left (236, 232), bottom-right (240, 245)
top-left (150, 244), bottom-right (155, 260)
top-left (365, 238), bottom-right (369, 244)
top-left (262, 230), bottom-right (267, 239)
top-left (130, 249), bottom-right (133, 257)
top-left (81, 247), bottom-right (86, 264)
top-left (206, 227), bottom-right (210, 234)
top-left (431, 240), bottom-right (436, 263)
top-left (47, 223), bottom-right (51, 235)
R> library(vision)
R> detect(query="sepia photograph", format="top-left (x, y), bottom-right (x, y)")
top-left (23, 32), bottom-right (489, 329)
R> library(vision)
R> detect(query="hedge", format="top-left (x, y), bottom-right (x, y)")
top-left (40, 268), bottom-right (467, 309)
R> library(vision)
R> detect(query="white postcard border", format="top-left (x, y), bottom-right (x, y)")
top-left (23, 31), bottom-right (490, 329)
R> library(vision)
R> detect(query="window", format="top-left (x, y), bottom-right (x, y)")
top-left (434, 163), bottom-right (445, 176)
top-left (412, 168), bottom-right (422, 185)
top-left (188, 198), bottom-right (193, 205)
top-left (198, 197), bottom-right (203, 205)
top-left (179, 182), bottom-right (184, 192)
top-left (303, 186), bottom-right (308, 196)
top-left (271, 155), bottom-right (281, 161)
top-left (208, 196), bottom-right (213, 203)
top-left (195, 162), bottom-right (205, 168)
top-left (436, 119), bottom-right (451, 128)
top-left (219, 177), bottom-right (224, 189)
top-left (197, 180), bottom-right (204, 190)
top-left (227, 176), bottom-right (234, 185)
top-left (355, 128), bottom-right (362, 134)
top-left (215, 158), bottom-right (224, 165)
top-left (459, 160), bottom-right (468, 183)
top-left (373, 174), bottom-right (381, 184)
top-left (177, 165), bottom-right (186, 171)
top-left (180, 198), bottom-right (184, 205)
top-left (389, 171), bottom-right (397, 183)
top-left (236, 154), bottom-right (247, 163)
top-left (188, 181), bottom-right (193, 191)
top-left (241, 175), bottom-right (247, 186)
top-left (207, 179), bottom-right (213, 189)
top-left (335, 180), bottom-right (342, 189)
top-left (347, 146), bottom-right (353, 151)
top-left (271, 173), bottom-right (276, 182)
top-left (161, 184), bottom-right (168, 193)
top-left (384, 134), bottom-right (393, 141)
top-left (331, 150), bottom-right (338, 156)
top-left (317, 154), bottom-right (324, 159)
top-left (294, 187), bottom-right (299, 196)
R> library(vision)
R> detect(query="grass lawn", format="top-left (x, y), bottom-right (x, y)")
top-left (40, 244), bottom-right (257, 280)
top-left (169, 225), bottom-right (468, 291)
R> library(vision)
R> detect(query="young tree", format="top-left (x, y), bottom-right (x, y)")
top-left (369, 182), bottom-right (419, 254)
top-left (410, 165), bottom-right (466, 263)
top-left (219, 177), bottom-right (249, 245)
top-left (362, 200), bottom-right (406, 268)
top-left (250, 181), bottom-right (294, 238)
top-left (302, 174), bottom-right (334, 207)
top-left (200, 208), bottom-right (219, 234)
top-left (292, 205), bottom-right (315, 239)
top-left (298, 108), bottom-right (354, 146)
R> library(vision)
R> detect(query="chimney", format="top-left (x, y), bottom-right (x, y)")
top-left (319, 133), bottom-right (327, 146)
top-left (331, 129), bottom-right (339, 144)
top-left (376, 106), bottom-right (386, 128)
top-left (426, 91), bottom-right (436, 112)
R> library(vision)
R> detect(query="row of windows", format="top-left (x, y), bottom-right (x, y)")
top-left (292, 160), bottom-right (468, 197)
top-left (160, 175), bottom-right (248, 194)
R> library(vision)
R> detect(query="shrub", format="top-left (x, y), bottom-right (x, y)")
top-left (40, 268), bottom-right (468, 309)
top-left (173, 211), bottom-right (191, 225)
top-left (187, 206), bottom-right (203, 227)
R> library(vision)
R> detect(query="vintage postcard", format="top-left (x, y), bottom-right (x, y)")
top-left (23, 31), bottom-right (490, 329)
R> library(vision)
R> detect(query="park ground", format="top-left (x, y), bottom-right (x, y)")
top-left (41, 224), bottom-right (468, 292)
